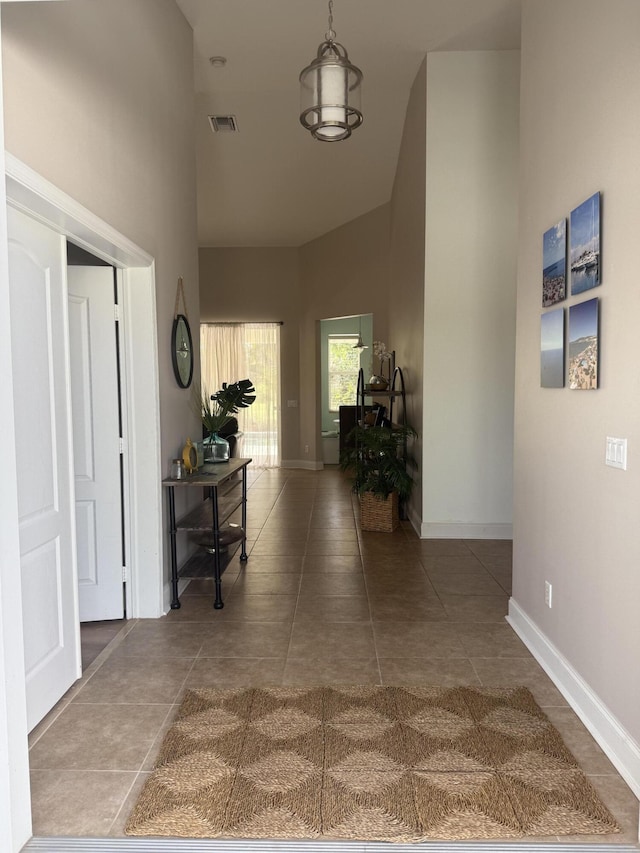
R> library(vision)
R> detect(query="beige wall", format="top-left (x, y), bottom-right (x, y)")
top-left (1, 0), bottom-right (200, 478)
top-left (514, 0), bottom-right (640, 744)
top-left (199, 247), bottom-right (300, 461)
top-left (423, 51), bottom-right (520, 537)
top-left (299, 204), bottom-right (391, 463)
top-left (198, 53), bottom-right (519, 547)
top-left (200, 206), bottom-right (391, 465)
top-left (389, 58), bottom-right (427, 524)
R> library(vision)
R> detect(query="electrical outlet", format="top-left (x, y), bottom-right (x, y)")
top-left (606, 436), bottom-right (627, 469)
top-left (544, 581), bottom-right (553, 608)
top-left (304, 445), bottom-right (309, 454)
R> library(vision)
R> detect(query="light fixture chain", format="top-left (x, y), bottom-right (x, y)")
top-left (326, 0), bottom-right (336, 41)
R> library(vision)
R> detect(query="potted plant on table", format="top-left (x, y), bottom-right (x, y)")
top-left (340, 422), bottom-right (416, 532)
top-left (197, 379), bottom-right (256, 462)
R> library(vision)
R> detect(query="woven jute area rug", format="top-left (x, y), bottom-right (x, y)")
top-left (125, 685), bottom-right (619, 842)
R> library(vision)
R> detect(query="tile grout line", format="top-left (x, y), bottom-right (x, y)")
top-left (30, 469), bottom-right (638, 842)
top-left (29, 619), bottom-right (141, 749)
top-left (106, 770), bottom-right (146, 837)
top-left (358, 523), bottom-right (383, 686)
top-left (259, 471), bottom-right (304, 685)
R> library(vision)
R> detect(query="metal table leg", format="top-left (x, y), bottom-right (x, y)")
top-left (240, 465), bottom-right (249, 562)
top-left (211, 486), bottom-right (224, 609)
top-left (168, 487), bottom-right (181, 609)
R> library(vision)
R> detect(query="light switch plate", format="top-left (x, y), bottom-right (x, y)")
top-left (606, 437), bottom-right (627, 470)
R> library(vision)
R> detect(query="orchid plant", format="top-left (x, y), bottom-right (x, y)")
top-left (372, 341), bottom-right (392, 379)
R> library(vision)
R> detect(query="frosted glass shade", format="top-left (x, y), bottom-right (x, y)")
top-left (300, 40), bottom-right (362, 141)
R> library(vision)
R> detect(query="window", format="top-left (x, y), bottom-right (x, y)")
top-left (200, 323), bottom-right (281, 468)
top-left (328, 336), bottom-right (360, 411)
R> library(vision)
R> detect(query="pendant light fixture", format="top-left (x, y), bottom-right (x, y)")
top-left (353, 315), bottom-right (368, 351)
top-left (299, 0), bottom-right (363, 142)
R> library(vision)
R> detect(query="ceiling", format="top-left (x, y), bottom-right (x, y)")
top-left (175, 0), bottom-right (522, 248)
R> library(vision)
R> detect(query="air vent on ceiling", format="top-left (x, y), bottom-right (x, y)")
top-left (209, 114), bottom-right (238, 133)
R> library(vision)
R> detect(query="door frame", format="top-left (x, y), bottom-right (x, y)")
top-left (0, 153), bottom-right (165, 849)
top-left (6, 153), bottom-right (165, 622)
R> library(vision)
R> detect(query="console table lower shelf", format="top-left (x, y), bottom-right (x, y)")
top-left (162, 457), bottom-right (251, 610)
top-left (176, 527), bottom-right (246, 579)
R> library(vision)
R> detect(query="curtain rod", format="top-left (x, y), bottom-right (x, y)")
top-left (200, 320), bottom-right (284, 326)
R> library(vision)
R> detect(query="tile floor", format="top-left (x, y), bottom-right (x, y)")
top-left (80, 619), bottom-right (126, 670)
top-left (28, 467), bottom-right (639, 844)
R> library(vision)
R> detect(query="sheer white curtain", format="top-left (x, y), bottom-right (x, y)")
top-left (200, 323), bottom-right (281, 468)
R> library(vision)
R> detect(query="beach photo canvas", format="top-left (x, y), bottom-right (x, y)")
top-left (543, 219), bottom-right (566, 307)
top-left (570, 192), bottom-right (601, 295)
top-left (569, 298), bottom-right (598, 390)
top-left (540, 307), bottom-right (565, 388)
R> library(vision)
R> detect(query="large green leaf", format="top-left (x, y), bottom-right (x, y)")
top-left (211, 379), bottom-right (256, 414)
top-left (199, 379), bottom-right (256, 435)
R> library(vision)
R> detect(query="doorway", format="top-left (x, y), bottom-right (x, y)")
top-left (5, 154), bottom-right (165, 748)
top-left (67, 244), bottom-right (126, 624)
top-left (3, 152), bottom-right (167, 850)
top-left (320, 313), bottom-right (372, 464)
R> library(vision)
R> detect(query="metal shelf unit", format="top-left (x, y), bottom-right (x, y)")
top-left (162, 457), bottom-right (251, 610)
top-left (356, 364), bottom-right (406, 428)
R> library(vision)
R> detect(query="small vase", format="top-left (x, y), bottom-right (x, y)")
top-left (203, 432), bottom-right (230, 463)
top-left (368, 374), bottom-right (388, 390)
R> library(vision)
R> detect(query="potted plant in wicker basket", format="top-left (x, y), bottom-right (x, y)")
top-left (340, 423), bottom-right (416, 532)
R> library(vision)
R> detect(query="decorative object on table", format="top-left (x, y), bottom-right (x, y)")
top-left (369, 340), bottom-right (393, 389)
top-left (204, 431), bottom-right (232, 464)
top-left (542, 219), bottom-right (566, 307)
top-left (570, 192), bottom-right (601, 296)
top-left (171, 277), bottom-right (193, 388)
top-left (568, 298), bottom-right (599, 390)
top-left (197, 379), bottom-right (256, 463)
top-left (340, 422), bottom-right (416, 532)
top-left (181, 438), bottom-right (198, 474)
top-left (299, 0), bottom-right (363, 142)
top-left (126, 685), bottom-right (619, 841)
top-left (367, 374), bottom-right (388, 391)
top-left (169, 458), bottom-right (184, 480)
top-left (540, 307), bottom-right (565, 388)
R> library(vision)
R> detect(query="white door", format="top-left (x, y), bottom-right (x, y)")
top-left (68, 266), bottom-right (124, 622)
top-left (7, 206), bottom-right (81, 731)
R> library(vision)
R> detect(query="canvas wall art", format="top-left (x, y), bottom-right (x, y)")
top-left (568, 298), bottom-right (599, 390)
top-left (540, 308), bottom-right (565, 388)
top-left (543, 220), bottom-right (566, 307)
top-left (570, 192), bottom-right (601, 295)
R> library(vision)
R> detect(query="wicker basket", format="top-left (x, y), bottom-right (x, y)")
top-left (360, 491), bottom-right (399, 533)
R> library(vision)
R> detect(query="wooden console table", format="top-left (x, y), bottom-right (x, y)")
top-left (162, 457), bottom-right (251, 610)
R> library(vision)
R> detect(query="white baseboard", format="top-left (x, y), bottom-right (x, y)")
top-left (406, 503), bottom-right (422, 538)
top-left (280, 459), bottom-right (323, 471)
top-left (508, 598), bottom-right (640, 801)
top-left (421, 522), bottom-right (513, 539)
